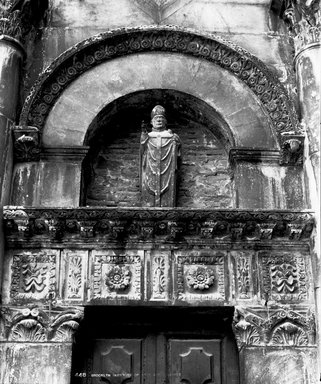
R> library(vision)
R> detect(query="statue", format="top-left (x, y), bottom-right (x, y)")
top-left (140, 105), bottom-right (181, 207)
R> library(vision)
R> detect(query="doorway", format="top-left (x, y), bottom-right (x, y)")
top-left (71, 306), bottom-right (240, 384)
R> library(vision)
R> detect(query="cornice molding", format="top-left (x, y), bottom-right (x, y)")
top-left (3, 207), bottom-right (315, 246)
top-left (229, 148), bottom-right (281, 164)
top-left (19, 26), bottom-right (300, 146)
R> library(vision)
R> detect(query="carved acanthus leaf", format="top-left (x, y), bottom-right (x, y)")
top-left (232, 307), bottom-right (316, 348)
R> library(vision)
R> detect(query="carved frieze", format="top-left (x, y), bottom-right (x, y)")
top-left (10, 250), bottom-right (58, 303)
top-left (232, 306), bottom-right (315, 348)
top-left (3, 207), bottom-right (315, 247)
top-left (19, 26), bottom-right (300, 143)
top-left (260, 252), bottom-right (309, 302)
top-left (0, 306), bottom-right (84, 342)
top-left (176, 253), bottom-right (225, 301)
top-left (92, 252), bottom-right (142, 301)
top-left (62, 251), bottom-right (87, 301)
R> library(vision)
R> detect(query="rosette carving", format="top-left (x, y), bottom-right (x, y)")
top-left (105, 265), bottom-right (131, 291)
top-left (186, 266), bottom-right (215, 291)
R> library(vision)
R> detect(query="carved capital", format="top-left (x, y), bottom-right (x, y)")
top-left (13, 126), bottom-right (40, 162)
top-left (232, 306), bottom-right (316, 349)
top-left (0, 0), bottom-right (48, 43)
top-left (0, 305), bottom-right (84, 342)
top-left (280, 133), bottom-right (305, 165)
top-left (282, 0), bottom-right (320, 53)
top-left (0, 9), bottom-right (22, 41)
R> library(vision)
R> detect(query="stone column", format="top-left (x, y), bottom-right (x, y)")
top-left (0, 12), bottom-right (24, 204)
top-left (0, 306), bottom-right (84, 384)
top-left (283, 3), bottom-right (321, 373)
top-left (0, 8), bottom-right (25, 301)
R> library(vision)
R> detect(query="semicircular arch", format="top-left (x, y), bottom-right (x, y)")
top-left (19, 26), bottom-right (300, 149)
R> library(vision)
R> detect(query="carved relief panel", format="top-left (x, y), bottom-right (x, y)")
top-left (9, 250), bottom-right (59, 303)
top-left (174, 252), bottom-right (226, 301)
top-left (230, 251), bottom-right (254, 300)
top-left (259, 252), bottom-right (310, 302)
top-left (149, 251), bottom-right (170, 301)
top-left (61, 250), bottom-right (88, 302)
top-left (91, 251), bottom-right (143, 301)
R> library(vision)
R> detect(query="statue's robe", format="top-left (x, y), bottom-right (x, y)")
top-left (140, 129), bottom-right (180, 207)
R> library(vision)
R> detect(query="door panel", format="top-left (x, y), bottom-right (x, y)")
top-left (169, 339), bottom-right (221, 384)
top-left (92, 339), bottom-right (142, 384)
top-left (71, 307), bottom-right (239, 384)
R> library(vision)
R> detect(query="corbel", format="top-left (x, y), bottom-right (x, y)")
top-left (12, 125), bottom-right (40, 162)
top-left (280, 132), bottom-right (305, 165)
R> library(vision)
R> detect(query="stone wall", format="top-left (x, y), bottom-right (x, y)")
top-left (25, 0), bottom-right (295, 103)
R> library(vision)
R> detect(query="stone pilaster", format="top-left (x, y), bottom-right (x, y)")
top-left (233, 306), bottom-right (318, 384)
top-left (0, 305), bottom-right (84, 384)
top-left (0, 2), bottom-right (25, 314)
top-left (282, 2), bottom-right (321, 373)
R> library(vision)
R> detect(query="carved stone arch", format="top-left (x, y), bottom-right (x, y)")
top-left (19, 25), bottom-right (300, 149)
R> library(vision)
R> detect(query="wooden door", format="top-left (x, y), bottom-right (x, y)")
top-left (71, 307), bottom-right (239, 384)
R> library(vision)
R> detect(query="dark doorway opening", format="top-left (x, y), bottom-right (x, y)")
top-left (71, 306), bottom-right (240, 384)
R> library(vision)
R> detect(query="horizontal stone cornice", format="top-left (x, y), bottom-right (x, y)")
top-left (3, 206), bottom-right (315, 247)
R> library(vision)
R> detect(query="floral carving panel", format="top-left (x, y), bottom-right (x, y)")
top-left (175, 253), bottom-right (226, 301)
top-left (231, 251), bottom-right (253, 300)
top-left (150, 252), bottom-right (170, 301)
top-left (92, 252), bottom-right (142, 301)
top-left (10, 250), bottom-right (59, 303)
top-left (260, 252), bottom-right (310, 302)
top-left (62, 250), bottom-right (88, 301)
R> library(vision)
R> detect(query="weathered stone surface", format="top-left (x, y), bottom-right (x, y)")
top-left (234, 163), bottom-right (307, 209)
top-left (0, 343), bottom-right (73, 384)
top-left (10, 161), bottom-right (83, 207)
top-left (10, 163), bottom-right (40, 206)
top-left (241, 347), bottom-right (318, 384)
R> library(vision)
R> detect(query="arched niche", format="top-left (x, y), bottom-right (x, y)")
top-left (41, 52), bottom-right (277, 149)
top-left (82, 88), bottom-right (235, 208)
top-left (13, 27), bottom-right (305, 209)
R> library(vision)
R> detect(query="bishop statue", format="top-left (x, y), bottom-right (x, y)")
top-left (140, 105), bottom-right (181, 207)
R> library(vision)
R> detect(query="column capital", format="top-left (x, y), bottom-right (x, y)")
top-left (232, 305), bottom-right (316, 349)
top-left (0, 0), bottom-right (47, 44)
top-left (282, 0), bottom-right (320, 55)
top-left (0, 305), bottom-right (84, 343)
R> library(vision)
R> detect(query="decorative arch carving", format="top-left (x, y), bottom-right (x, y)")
top-left (19, 26), bottom-right (299, 147)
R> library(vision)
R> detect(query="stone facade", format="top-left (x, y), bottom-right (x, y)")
top-left (0, 0), bottom-right (319, 383)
